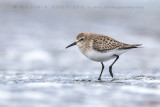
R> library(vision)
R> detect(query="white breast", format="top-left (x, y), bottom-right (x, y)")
top-left (80, 49), bottom-right (128, 62)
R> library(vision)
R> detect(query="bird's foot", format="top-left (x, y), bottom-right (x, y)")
top-left (98, 78), bottom-right (101, 80)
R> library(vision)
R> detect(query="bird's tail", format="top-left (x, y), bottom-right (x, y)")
top-left (131, 44), bottom-right (142, 48)
top-left (120, 44), bottom-right (142, 49)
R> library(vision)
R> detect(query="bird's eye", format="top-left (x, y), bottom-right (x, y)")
top-left (79, 38), bottom-right (84, 41)
top-left (80, 38), bottom-right (84, 40)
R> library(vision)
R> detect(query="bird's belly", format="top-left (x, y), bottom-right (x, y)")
top-left (82, 50), bottom-right (127, 62)
top-left (82, 50), bottom-right (115, 62)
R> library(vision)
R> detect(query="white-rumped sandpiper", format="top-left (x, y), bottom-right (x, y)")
top-left (66, 32), bottom-right (141, 80)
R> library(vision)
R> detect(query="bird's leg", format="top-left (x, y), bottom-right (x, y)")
top-left (98, 62), bottom-right (104, 80)
top-left (109, 55), bottom-right (119, 78)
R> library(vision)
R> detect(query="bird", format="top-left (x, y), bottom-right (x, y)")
top-left (66, 32), bottom-right (141, 80)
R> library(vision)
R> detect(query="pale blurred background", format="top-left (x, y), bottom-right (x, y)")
top-left (0, 0), bottom-right (160, 107)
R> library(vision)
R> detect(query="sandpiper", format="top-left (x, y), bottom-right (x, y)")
top-left (66, 32), bottom-right (141, 80)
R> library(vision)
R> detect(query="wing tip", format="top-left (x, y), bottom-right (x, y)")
top-left (119, 44), bottom-right (142, 50)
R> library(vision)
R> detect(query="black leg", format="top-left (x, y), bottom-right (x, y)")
top-left (109, 55), bottom-right (119, 78)
top-left (98, 62), bottom-right (104, 80)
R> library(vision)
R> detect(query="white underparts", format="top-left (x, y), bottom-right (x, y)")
top-left (80, 49), bottom-right (128, 62)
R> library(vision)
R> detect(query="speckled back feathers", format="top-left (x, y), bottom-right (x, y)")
top-left (77, 32), bottom-right (132, 52)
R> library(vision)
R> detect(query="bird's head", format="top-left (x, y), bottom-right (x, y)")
top-left (66, 32), bottom-right (91, 48)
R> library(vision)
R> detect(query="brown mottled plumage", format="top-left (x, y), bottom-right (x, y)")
top-left (66, 32), bottom-right (141, 80)
top-left (77, 32), bottom-right (139, 52)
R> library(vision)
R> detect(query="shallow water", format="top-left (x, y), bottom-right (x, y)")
top-left (0, 0), bottom-right (160, 107)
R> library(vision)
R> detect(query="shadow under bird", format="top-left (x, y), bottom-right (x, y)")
top-left (66, 32), bottom-right (141, 80)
